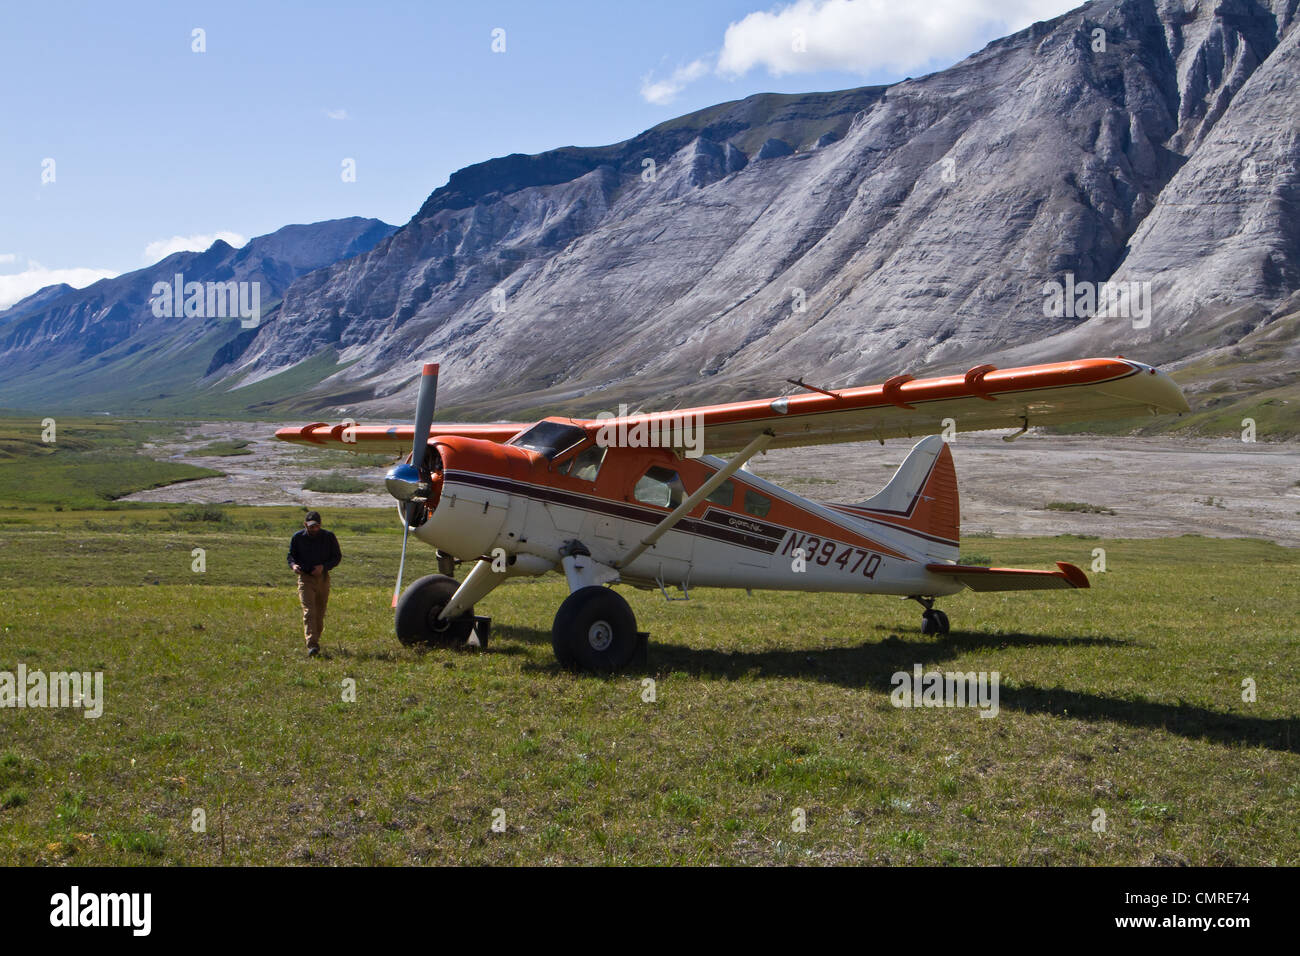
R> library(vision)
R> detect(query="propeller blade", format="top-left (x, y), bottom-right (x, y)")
top-left (394, 362), bottom-right (437, 607)
top-left (391, 507), bottom-right (412, 608)
top-left (411, 362), bottom-right (439, 470)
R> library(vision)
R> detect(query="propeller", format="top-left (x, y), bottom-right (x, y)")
top-left (388, 363), bottom-right (439, 607)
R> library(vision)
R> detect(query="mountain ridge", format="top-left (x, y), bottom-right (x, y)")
top-left (2, 0), bottom-right (1297, 435)
top-left (0, 217), bottom-right (396, 412)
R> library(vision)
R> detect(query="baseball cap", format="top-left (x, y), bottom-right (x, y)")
top-left (304, 510), bottom-right (321, 526)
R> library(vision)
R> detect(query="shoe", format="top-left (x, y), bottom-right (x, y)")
top-left (307, 646), bottom-right (320, 657)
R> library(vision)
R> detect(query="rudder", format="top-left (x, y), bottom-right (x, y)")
top-left (835, 435), bottom-right (960, 562)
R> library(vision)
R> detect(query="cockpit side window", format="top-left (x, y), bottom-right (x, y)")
top-left (634, 466), bottom-right (686, 509)
top-left (508, 421), bottom-right (588, 460)
top-left (561, 444), bottom-right (606, 482)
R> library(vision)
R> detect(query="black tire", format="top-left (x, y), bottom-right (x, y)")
top-left (552, 586), bottom-right (638, 673)
top-left (395, 574), bottom-right (476, 647)
top-left (921, 609), bottom-right (950, 637)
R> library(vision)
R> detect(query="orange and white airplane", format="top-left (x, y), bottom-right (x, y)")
top-left (276, 357), bottom-right (1189, 671)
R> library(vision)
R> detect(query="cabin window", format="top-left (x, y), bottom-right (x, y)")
top-left (705, 478), bottom-right (735, 507)
top-left (561, 444), bottom-right (606, 482)
top-left (743, 488), bottom-right (772, 518)
top-left (634, 466), bottom-right (685, 509)
top-left (509, 421), bottom-right (587, 460)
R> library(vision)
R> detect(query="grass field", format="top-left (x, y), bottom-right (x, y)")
top-left (0, 505), bottom-right (1295, 866)
top-left (0, 418), bottom-right (219, 510)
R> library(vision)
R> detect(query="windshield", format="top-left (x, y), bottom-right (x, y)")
top-left (509, 421), bottom-right (588, 459)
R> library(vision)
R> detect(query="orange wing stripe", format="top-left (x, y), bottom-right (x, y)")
top-left (275, 422), bottom-right (527, 448)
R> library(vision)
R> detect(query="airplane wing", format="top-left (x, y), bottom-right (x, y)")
top-left (274, 421), bottom-right (527, 455)
top-left (585, 357), bottom-right (1189, 454)
top-left (275, 357), bottom-right (1187, 457)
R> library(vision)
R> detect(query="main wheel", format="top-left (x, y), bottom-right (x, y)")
top-left (395, 573), bottom-right (476, 646)
top-left (920, 609), bottom-right (950, 636)
top-left (552, 586), bottom-right (639, 673)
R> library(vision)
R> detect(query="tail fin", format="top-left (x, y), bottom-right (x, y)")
top-left (838, 436), bottom-right (960, 562)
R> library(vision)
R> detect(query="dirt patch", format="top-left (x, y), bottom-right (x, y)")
top-left (126, 422), bottom-right (398, 511)
top-left (125, 423), bottom-right (1300, 546)
top-left (753, 434), bottom-right (1300, 547)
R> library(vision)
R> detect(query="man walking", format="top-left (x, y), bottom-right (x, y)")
top-left (288, 510), bottom-right (342, 656)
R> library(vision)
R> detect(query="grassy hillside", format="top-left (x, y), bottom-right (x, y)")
top-left (1047, 308), bottom-right (1300, 440)
top-left (0, 339), bottom-right (355, 420)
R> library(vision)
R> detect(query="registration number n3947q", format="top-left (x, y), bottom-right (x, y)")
top-left (780, 533), bottom-right (881, 578)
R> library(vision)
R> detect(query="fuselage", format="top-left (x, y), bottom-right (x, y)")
top-left (410, 432), bottom-right (965, 597)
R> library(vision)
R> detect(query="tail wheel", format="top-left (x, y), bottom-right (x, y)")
top-left (921, 609), bottom-right (950, 636)
top-left (395, 573), bottom-right (476, 646)
top-left (552, 586), bottom-right (638, 673)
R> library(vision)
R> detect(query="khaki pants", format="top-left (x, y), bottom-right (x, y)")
top-left (296, 571), bottom-right (331, 649)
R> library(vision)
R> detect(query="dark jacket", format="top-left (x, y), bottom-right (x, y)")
top-left (288, 528), bottom-right (342, 573)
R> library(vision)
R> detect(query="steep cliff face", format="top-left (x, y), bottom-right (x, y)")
top-left (232, 87), bottom-right (885, 404)
top-left (987, 0), bottom-right (1300, 415)
top-left (4, 0), bottom-right (1297, 420)
top-left (219, 0), bottom-right (1297, 419)
top-left (1002, 0), bottom-right (1299, 354)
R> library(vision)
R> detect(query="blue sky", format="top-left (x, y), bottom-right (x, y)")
top-left (0, 0), bottom-right (1076, 307)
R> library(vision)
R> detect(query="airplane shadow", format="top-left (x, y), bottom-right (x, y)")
top-left (993, 684), bottom-right (1297, 754)
top-left (642, 630), bottom-right (1299, 755)
top-left (492, 624), bottom-right (553, 648)
top-left (493, 622), bottom-right (1295, 754)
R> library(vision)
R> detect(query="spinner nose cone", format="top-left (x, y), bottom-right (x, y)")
top-left (385, 462), bottom-right (422, 501)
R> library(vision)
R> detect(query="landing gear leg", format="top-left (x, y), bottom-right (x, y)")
top-left (551, 541), bottom-right (647, 672)
top-left (908, 595), bottom-right (950, 637)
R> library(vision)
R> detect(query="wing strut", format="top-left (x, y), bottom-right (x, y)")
top-left (616, 430), bottom-right (774, 569)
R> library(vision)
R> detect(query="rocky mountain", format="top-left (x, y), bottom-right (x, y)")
top-left (991, 0), bottom-right (1300, 393)
top-left (0, 218), bottom-right (395, 411)
top-left (4, 0), bottom-right (1298, 434)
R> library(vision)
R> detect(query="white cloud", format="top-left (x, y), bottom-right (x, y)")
top-left (325, 108), bottom-right (349, 120)
top-left (0, 253), bottom-right (16, 266)
top-left (142, 231), bottom-right (247, 263)
top-left (640, 58), bottom-right (711, 105)
top-left (640, 0), bottom-right (1076, 103)
top-left (0, 260), bottom-right (119, 311)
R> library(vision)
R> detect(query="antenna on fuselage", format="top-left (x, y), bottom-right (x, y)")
top-left (786, 377), bottom-right (842, 399)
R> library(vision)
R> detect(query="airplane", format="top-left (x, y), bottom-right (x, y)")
top-left (276, 357), bottom-right (1190, 672)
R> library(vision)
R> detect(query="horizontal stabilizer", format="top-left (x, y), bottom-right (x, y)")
top-left (926, 561), bottom-right (1089, 591)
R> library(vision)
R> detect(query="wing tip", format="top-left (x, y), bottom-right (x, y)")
top-left (1055, 561), bottom-right (1090, 588)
